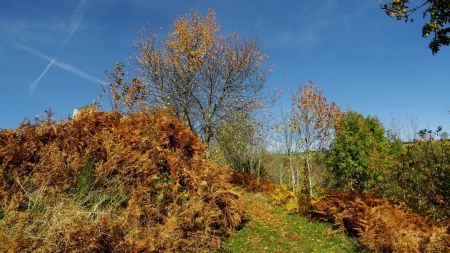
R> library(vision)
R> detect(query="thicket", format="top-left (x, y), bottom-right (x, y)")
top-left (310, 191), bottom-right (449, 252)
top-left (326, 111), bottom-right (449, 221)
top-left (0, 108), bottom-right (243, 252)
top-left (381, 127), bottom-right (450, 220)
top-left (215, 111), bottom-right (268, 178)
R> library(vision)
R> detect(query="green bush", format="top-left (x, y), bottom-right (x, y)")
top-left (327, 111), bottom-right (394, 191)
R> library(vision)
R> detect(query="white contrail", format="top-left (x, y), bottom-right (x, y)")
top-left (63, 0), bottom-right (88, 47)
top-left (52, 59), bottom-right (107, 86)
top-left (28, 0), bottom-right (89, 95)
top-left (29, 58), bottom-right (57, 94)
top-left (17, 43), bottom-right (106, 86)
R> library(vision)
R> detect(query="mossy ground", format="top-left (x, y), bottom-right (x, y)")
top-left (224, 191), bottom-right (362, 253)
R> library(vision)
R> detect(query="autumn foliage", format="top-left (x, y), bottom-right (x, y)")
top-left (310, 191), bottom-right (450, 252)
top-left (291, 82), bottom-right (342, 197)
top-left (0, 108), bottom-right (243, 252)
top-left (109, 9), bottom-right (267, 148)
top-left (230, 172), bottom-right (275, 193)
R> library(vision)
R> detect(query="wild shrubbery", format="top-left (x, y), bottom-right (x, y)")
top-left (310, 191), bottom-right (449, 252)
top-left (382, 129), bottom-right (450, 221)
top-left (230, 172), bottom-right (275, 193)
top-left (0, 108), bottom-right (243, 252)
top-left (313, 113), bottom-right (450, 251)
top-left (327, 111), bottom-right (449, 221)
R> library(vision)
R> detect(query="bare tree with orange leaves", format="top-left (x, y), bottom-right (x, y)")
top-left (108, 10), bottom-right (267, 149)
top-left (291, 82), bottom-right (342, 198)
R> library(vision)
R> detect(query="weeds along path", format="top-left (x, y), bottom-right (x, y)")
top-left (225, 191), bottom-right (361, 253)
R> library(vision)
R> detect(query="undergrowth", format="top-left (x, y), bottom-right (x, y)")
top-left (310, 191), bottom-right (450, 252)
top-left (0, 108), bottom-right (244, 252)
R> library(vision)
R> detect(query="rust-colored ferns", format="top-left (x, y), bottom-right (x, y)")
top-left (0, 109), bottom-right (243, 252)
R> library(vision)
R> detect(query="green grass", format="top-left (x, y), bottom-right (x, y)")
top-left (224, 192), bottom-right (362, 253)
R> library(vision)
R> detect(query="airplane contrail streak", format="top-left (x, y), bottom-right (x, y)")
top-left (29, 58), bottom-right (56, 94)
top-left (28, 0), bottom-right (89, 95)
top-left (18, 43), bottom-right (106, 87)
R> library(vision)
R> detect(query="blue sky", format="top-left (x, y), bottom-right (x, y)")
top-left (1, 0), bottom-right (449, 137)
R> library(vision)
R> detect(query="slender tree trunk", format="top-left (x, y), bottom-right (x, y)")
top-left (288, 152), bottom-right (295, 190)
top-left (305, 150), bottom-right (313, 197)
top-left (279, 164), bottom-right (283, 185)
top-left (256, 155), bottom-right (261, 179)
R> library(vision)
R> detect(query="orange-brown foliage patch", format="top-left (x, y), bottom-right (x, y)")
top-left (310, 191), bottom-right (449, 252)
top-left (230, 172), bottom-right (276, 193)
top-left (0, 109), bottom-right (243, 252)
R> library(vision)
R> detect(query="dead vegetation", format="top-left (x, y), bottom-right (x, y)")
top-left (0, 108), bottom-right (244, 252)
top-left (230, 172), bottom-right (275, 193)
top-left (310, 191), bottom-right (450, 252)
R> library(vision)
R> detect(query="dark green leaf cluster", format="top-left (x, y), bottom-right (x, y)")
top-left (382, 0), bottom-right (450, 54)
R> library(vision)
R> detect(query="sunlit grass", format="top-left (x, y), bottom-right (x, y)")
top-left (225, 192), bottom-right (362, 253)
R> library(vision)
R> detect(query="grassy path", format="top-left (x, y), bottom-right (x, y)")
top-left (224, 191), bottom-right (362, 253)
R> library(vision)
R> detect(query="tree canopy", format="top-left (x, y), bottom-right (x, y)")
top-left (382, 0), bottom-right (450, 54)
top-left (108, 10), bottom-right (267, 149)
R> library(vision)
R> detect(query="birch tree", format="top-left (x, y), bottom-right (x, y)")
top-left (291, 82), bottom-right (341, 197)
top-left (273, 108), bottom-right (298, 190)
